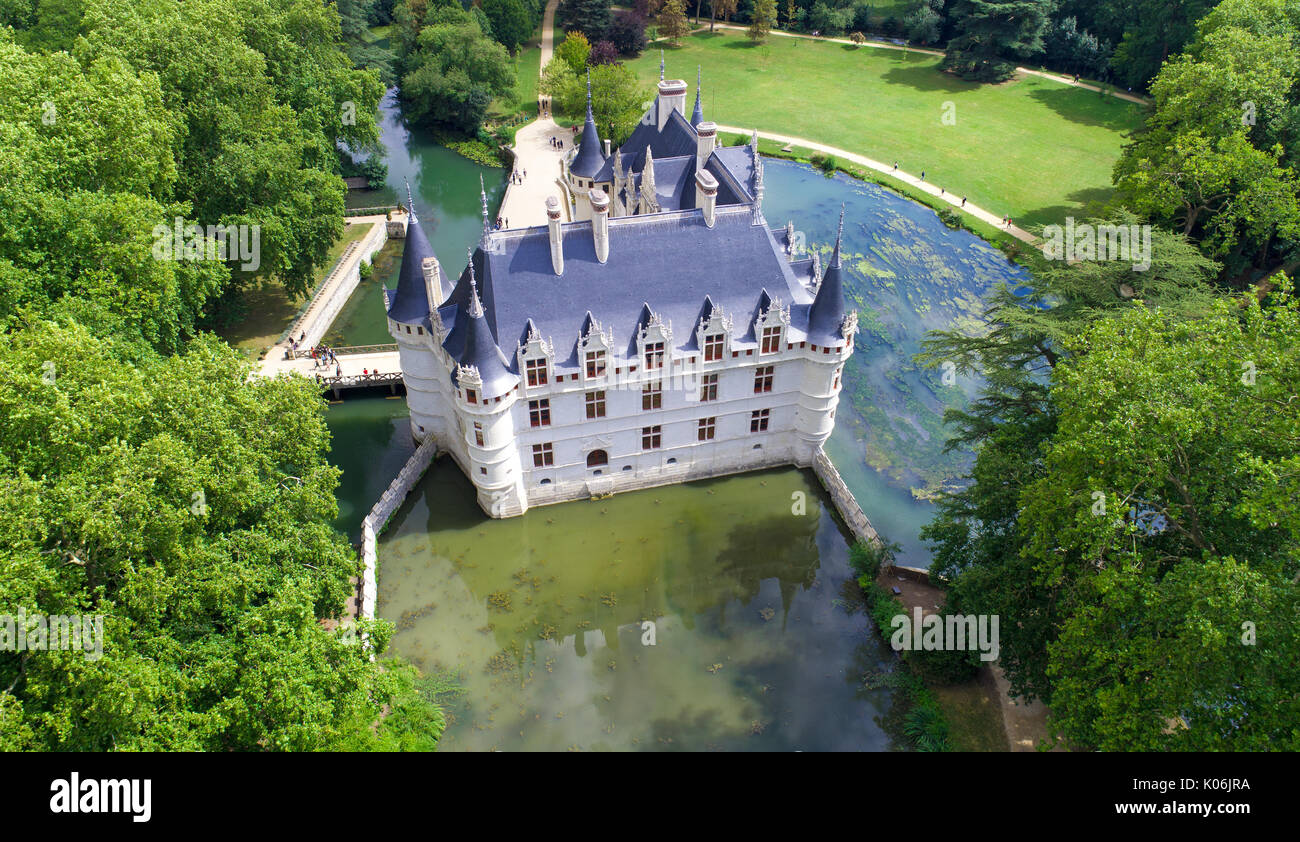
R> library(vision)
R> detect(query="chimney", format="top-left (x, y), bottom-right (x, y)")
top-left (656, 79), bottom-right (688, 130)
top-left (604, 138), bottom-right (611, 157)
top-left (695, 171), bottom-right (718, 228)
top-left (546, 196), bottom-right (564, 275)
top-left (590, 188), bottom-right (610, 263)
top-left (696, 120), bottom-right (717, 172)
top-left (421, 256), bottom-right (443, 311)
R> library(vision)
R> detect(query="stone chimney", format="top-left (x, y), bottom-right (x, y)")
top-left (604, 138), bottom-right (611, 157)
top-left (546, 196), bottom-right (564, 275)
top-left (590, 188), bottom-right (610, 263)
top-left (657, 79), bottom-right (688, 130)
top-left (422, 256), bottom-right (443, 311)
top-left (696, 121), bottom-right (717, 171)
top-left (695, 171), bottom-right (718, 228)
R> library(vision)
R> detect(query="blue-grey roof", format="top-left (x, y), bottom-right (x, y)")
top-left (443, 206), bottom-right (815, 370)
top-left (386, 214), bottom-right (440, 325)
top-left (570, 102), bottom-right (606, 178)
top-left (594, 107), bottom-right (698, 181)
top-left (442, 301), bottom-right (518, 397)
top-left (806, 223), bottom-right (846, 346)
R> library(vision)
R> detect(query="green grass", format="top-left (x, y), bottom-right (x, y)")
top-left (629, 30), bottom-right (1147, 228)
top-left (488, 33), bottom-right (542, 122)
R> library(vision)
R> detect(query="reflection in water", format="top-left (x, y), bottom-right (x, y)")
top-left (325, 397), bottom-right (414, 539)
top-left (378, 463), bottom-right (896, 751)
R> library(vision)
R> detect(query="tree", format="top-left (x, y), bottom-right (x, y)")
top-left (557, 0), bottom-right (612, 40)
top-left (555, 29), bottom-right (592, 73)
top-left (0, 318), bottom-right (445, 750)
top-left (400, 5), bottom-right (515, 133)
top-left (658, 0), bottom-right (690, 43)
top-left (607, 10), bottom-right (649, 55)
top-left (541, 60), bottom-right (652, 145)
top-left (749, 0), bottom-right (776, 41)
top-left (904, 0), bottom-right (943, 45)
top-left (919, 217), bottom-right (1222, 704)
top-left (590, 39), bottom-right (620, 63)
top-left (711, 0), bottom-right (737, 30)
top-left (941, 0), bottom-right (1051, 82)
top-left (482, 0), bottom-right (534, 53)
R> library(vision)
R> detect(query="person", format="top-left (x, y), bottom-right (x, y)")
top-left (362, 368), bottom-right (368, 376)
top-left (299, 331), bottom-right (305, 343)
top-left (523, 169), bottom-right (527, 178)
top-left (961, 196), bottom-right (966, 206)
top-left (939, 187), bottom-right (945, 196)
top-left (919, 170), bottom-right (925, 181)
top-left (336, 364), bottom-right (341, 377)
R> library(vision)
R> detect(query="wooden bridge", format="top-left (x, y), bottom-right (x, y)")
top-left (315, 364), bottom-right (405, 399)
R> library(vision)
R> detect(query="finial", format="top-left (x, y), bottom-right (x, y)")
top-left (466, 247), bottom-right (484, 318)
top-left (585, 67), bottom-right (594, 117)
top-left (660, 51), bottom-right (665, 81)
top-left (479, 174), bottom-right (490, 231)
top-left (750, 129), bottom-right (758, 150)
top-left (832, 204), bottom-right (845, 266)
top-left (404, 179), bottom-right (417, 223)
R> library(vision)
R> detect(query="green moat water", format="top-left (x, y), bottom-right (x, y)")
top-left (377, 459), bottom-right (894, 751)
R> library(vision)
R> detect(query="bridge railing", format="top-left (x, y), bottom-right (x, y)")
top-left (315, 370), bottom-right (403, 388)
top-left (286, 343), bottom-right (398, 360)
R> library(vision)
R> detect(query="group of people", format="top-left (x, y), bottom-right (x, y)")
top-left (510, 168), bottom-right (527, 184)
top-left (495, 215), bottom-right (509, 229)
top-left (549, 136), bottom-right (564, 150)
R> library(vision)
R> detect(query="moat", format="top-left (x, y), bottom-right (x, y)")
top-left (322, 98), bottom-right (1027, 749)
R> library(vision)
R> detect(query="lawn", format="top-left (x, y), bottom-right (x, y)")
top-left (628, 30), bottom-right (1147, 229)
top-left (488, 33), bottom-right (542, 122)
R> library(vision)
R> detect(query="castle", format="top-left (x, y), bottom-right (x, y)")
top-left (383, 68), bottom-right (857, 518)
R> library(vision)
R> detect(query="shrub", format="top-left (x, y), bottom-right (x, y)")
top-left (810, 152), bottom-right (838, 175)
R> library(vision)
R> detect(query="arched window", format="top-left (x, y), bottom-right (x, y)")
top-left (587, 449), bottom-right (609, 468)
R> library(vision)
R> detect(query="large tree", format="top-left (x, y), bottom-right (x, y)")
top-left (400, 4), bottom-right (515, 133)
top-left (941, 0), bottom-right (1051, 82)
top-left (540, 59), bottom-right (651, 145)
top-left (0, 318), bottom-right (444, 750)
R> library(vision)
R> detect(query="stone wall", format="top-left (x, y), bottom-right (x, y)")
top-left (811, 447), bottom-right (893, 559)
top-left (297, 219), bottom-right (390, 349)
top-left (359, 437), bottom-right (438, 622)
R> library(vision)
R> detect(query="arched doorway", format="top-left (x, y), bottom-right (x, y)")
top-left (586, 449), bottom-right (608, 468)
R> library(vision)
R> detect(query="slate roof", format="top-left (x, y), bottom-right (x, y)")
top-left (806, 208), bottom-right (847, 346)
top-left (442, 206), bottom-right (820, 371)
top-left (386, 211), bottom-right (442, 326)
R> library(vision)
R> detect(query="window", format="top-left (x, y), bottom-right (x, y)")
top-left (473, 422), bottom-right (484, 447)
top-left (704, 333), bottom-right (723, 362)
top-left (700, 373), bottom-right (718, 402)
top-left (750, 408), bottom-right (771, 433)
top-left (587, 449), bottom-right (608, 467)
top-left (528, 399), bottom-right (551, 428)
top-left (754, 365), bottom-right (774, 394)
top-left (642, 381), bottom-right (662, 410)
top-left (465, 388), bottom-right (478, 405)
top-left (641, 425), bottom-right (662, 450)
top-left (761, 326), bottom-right (781, 354)
top-left (585, 349), bottom-right (606, 378)
top-left (585, 390), bottom-right (606, 419)
top-left (833, 366), bottom-right (842, 389)
top-left (532, 442), bottom-right (554, 467)
top-left (644, 341), bottom-right (665, 370)
top-left (526, 358), bottom-right (548, 387)
top-left (698, 417), bottom-right (716, 441)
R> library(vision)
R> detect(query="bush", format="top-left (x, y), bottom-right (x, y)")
top-left (590, 40), bottom-right (621, 64)
top-left (607, 10), bottom-right (649, 55)
top-left (810, 152), bottom-right (837, 175)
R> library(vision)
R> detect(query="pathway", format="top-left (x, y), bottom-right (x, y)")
top-left (713, 124), bottom-right (1036, 245)
top-left (498, 0), bottom-right (569, 227)
top-left (256, 213), bottom-right (393, 377)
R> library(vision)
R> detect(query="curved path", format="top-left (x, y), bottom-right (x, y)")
top-left (715, 124), bottom-right (1036, 245)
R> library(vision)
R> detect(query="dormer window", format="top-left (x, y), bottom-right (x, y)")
top-left (526, 357), bottom-right (548, 387)
top-left (644, 341), bottom-right (665, 370)
top-left (466, 388), bottom-right (478, 404)
top-left (761, 326), bottom-right (782, 354)
top-left (586, 349), bottom-right (606, 378)
top-left (704, 334), bottom-right (723, 361)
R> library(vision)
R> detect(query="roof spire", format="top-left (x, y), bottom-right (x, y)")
top-left (466, 247), bottom-right (484, 318)
top-left (660, 50), bottom-right (665, 80)
top-left (404, 179), bottom-right (417, 223)
top-left (479, 174), bottom-right (490, 234)
top-left (691, 66), bottom-right (704, 126)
